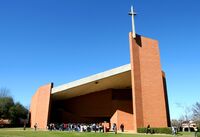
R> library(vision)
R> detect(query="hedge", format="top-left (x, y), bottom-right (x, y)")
top-left (197, 132), bottom-right (200, 137)
top-left (137, 127), bottom-right (172, 134)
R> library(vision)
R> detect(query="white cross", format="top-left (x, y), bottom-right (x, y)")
top-left (129, 6), bottom-right (137, 38)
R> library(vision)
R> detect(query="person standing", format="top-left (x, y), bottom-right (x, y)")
top-left (113, 123), bottom-right (117, 134)
top-left (23, 121), bottom-right (26, 130)
top-left (120, 124), bottom-right (124, 132)
top-left (195, 127), bottom-right (198, 137)
top-left (34, 123), bottom-right (37, 131)
top-left (146, 125), bottom-right (151, 134)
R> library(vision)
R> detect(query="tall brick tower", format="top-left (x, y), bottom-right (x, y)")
top-left (128, 5), bottom-right (170, 131)
top-left (129, 34), bottom-right (170, 131)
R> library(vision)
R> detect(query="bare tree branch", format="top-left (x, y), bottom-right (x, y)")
top-left (192, 102), bottom-right (200, 122)
top-left (0, 87), bottom-right (11, 98)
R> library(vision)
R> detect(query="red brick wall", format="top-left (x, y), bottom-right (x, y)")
top-left (52, 89), bottom-right (113, 121)
top-left (117, 110), bottom-right (134, 130)
top-left (51, 89), bottom-right (133, 129)
top-left (30, 83), bottom-right (52, 129)
top-left (129, 33), bottom-right (169, 130)
top-left (110, 110), bottom-right (134, 131)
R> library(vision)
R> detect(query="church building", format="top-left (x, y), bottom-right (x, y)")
top-left (30, 6), bottom-right (170, 132)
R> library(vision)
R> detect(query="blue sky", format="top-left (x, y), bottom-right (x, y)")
top-left (0, 0), bottom-right (199, 119)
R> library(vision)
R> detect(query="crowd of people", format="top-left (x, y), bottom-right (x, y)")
top-left (33, 122), bottom-right (125, 133)
top-left (47, 123), bottom-right (104, 132)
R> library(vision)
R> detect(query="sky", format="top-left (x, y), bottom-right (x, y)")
top-left (0, 0), bottom-right (200, 120)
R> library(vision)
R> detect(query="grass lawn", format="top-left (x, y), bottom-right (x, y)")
top-left (0, 128), bottom-right (195, 137)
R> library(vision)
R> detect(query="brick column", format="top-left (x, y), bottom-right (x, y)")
top-left (30, 83), bottom-right (53, 129)
top-left (129, 33), bottom-right (169, 131)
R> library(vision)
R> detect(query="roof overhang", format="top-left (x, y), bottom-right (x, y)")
top-left (51, 64), bottom-right (131, 100)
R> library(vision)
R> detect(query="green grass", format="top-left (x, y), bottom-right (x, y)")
top-left (0, 128), bottom-right (195, 137)
top-left (177, 132), bottom-right (196, 137)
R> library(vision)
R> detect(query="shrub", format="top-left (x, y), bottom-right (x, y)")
top-left (197, 132), bottom-right (200, 137)
top-left (137, 127), bottom-right (172, 134)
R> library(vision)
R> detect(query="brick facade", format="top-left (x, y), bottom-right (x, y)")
top-left (30, 83), bottom-right (53, 129)
top-left (129, 33), bottom-right (170, 130)
top-left (30, 33), bottom-right (170, 132)
top-left (50, 89), bottom-right (133, 130)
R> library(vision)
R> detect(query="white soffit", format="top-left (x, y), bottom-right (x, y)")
top-left (51, 64), bottom-right (131, 100)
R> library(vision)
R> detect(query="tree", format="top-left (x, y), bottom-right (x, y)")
top-left (177, 106), bottom-right (193, 132)
top-left (9, 102), bottom-right (28, 124)
top-left (0, 87), bottom-right (10, 98)
top-left (0, 87), bottom-right (28, 126)
top-left (171, 119), bottom-right (182, 131)
top-left (0, 97), bottom-right (14, 118)
top-left (192, 102), bottom-right (200, 127)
